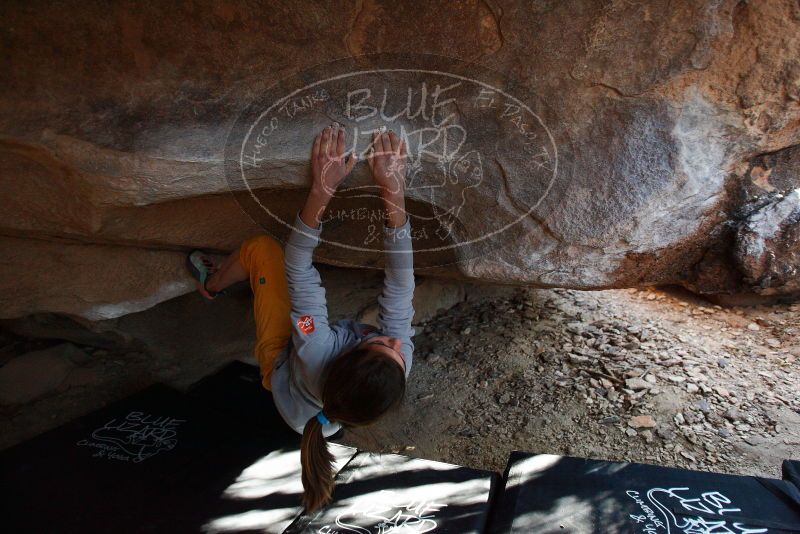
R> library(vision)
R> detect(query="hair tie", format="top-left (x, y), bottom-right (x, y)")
top-left (316, 410), bottom-right (330, 425)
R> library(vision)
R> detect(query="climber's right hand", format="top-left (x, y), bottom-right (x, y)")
top-left (310, 124), bottom-right (356, 198)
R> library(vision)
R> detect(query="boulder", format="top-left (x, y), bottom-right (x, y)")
top-left (736, 190), bottom-right (800, 294)
top-left (1, 0), bottom-right (799, 320)
top-left (0, 344), bottom-right (84, 404)
top-left (1, 236), bottom-right (193, 320)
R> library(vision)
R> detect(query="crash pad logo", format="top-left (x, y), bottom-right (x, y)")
top-left (626, 487), bottom-right (767, 534)
top-left (319, 491), bottom-right (447, 534)
top-left (225, 53), bottom-right (561, 268)
top-left (76, 411), bottom-right (186, 463)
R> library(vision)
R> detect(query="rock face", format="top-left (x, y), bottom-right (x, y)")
top-left (736, 190), bottom-right (800, 295)
top-left (0, 344), bottom-right (85, 404)
top-left (2, 236), bottom-right (193, 320)
top-left (1, 0), bottom-right (799, 320)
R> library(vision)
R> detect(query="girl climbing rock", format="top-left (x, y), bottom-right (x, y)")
top-left (187, 125), bottom-right (414, 511)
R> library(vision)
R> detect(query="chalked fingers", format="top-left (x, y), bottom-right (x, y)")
top-left (311, 131), bottom-right (321, 161)
top-left (381, 128), bottom-right (392, 155)
top-left (321, 126), bottom-right (332, 159)
top-left (335, 124), bottom-right (345, 159)
top-left (388, 130), bottom-right (399, 153)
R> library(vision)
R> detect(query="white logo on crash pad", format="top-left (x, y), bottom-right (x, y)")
top-left (76, 411), bottom-right (186, 463)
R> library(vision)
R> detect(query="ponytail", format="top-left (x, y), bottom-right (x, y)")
top-left (299, 347), bottom-right (406, 511)
top-left (300, 414), bottom-right (335, 511)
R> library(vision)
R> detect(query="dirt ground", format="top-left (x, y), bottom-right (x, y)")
top-left (1, 285), bottom-right (798, 479)
top-left (343, 287), bottom-right (800, 478)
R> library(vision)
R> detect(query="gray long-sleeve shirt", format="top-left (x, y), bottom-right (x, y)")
top-left (271, 214), bottom-right (415, 437)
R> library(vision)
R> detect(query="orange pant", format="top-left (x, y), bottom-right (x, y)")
top-left (239, 235), bottom-right (292, 391)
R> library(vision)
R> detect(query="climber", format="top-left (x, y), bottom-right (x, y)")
top-left (186, 124), bottom-right (414, 512)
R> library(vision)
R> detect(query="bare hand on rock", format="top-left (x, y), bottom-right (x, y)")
top-left (367, 128), bottom-right (407, 198)
top-left (311, 124), bottom-right (356, 198)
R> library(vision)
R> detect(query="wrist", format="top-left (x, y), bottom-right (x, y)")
top-left (380, 189), bottom-right (405, 204)
top-left (383, 201), bottom-right (408, 228)
top-left (300, 188), bottom-right (332, 228)
top-left (385, 211), bottom-right (408, 228)
top-left (310, 185), bottom-right (334, 204)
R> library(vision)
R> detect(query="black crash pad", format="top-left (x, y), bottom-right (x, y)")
top-left (285, 451), bottom-right (499, 534)
top-left (0, 363), bottom-right (357, 534)
top-left (1, 383), bottom-right (247, 532)
top-left (784, 459), bottom-right (800, 490)
top-left (10, 360), bottom-right (796, 534)
top-left (188, 360), bottom-right (357, 534)
top-left (188, 359), bottom-right (299, 443)
top-left (490, 452), bottom-right (800, 534)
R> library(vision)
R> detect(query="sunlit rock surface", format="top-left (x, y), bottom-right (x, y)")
top-left (1, 0), bottom-right (799, 319)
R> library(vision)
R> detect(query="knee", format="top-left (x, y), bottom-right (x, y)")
top-left (241, 235), bottom-right (284, 266)
top-left (244, 235), bottom-right (281, 254)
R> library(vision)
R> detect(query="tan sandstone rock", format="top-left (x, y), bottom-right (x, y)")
top-left (1, 0), bottom-right (798, 319)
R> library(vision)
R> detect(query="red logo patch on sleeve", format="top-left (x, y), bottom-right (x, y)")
top-left (297, 315), bottom-right (315, 334)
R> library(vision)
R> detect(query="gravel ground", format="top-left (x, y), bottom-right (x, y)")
top-left (342, 287), bottom-right (800, 478)
top-left (2, 286), bottom-right (798, 479)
